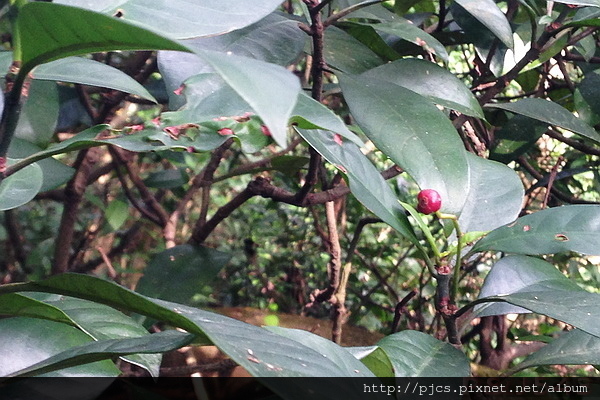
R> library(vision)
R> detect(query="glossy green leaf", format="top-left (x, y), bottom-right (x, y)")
top-left (182, 13), bottom-right (306, 66)
top-left (15, 80), bottom-right (59, 147)
top-left (0, 273), bottom-right (384, 381)
top-left (14, 2), bottom-right (190, 73)
top-left (458, 153), bottom-right (524, 233)
top-left (103, 0), bottom-right (285, 39)
top-left (8, 329), bottom-right (194, 378)
top-left (377, 330), bottom-right (471, 377)
top-left (0, 293), bottom-right (74, 325)
top-left (0, 159), bottom-right (43, 211)
top-left (339, 22), bottom-right (401, 62)
top-left (291, 92), bottom-right (364, 147)
top-left (334, 0), bottom-right (397, 21)
top-left (161, 73), bottom-right (250, 126)
top-left (471, 205), bottom-right (600, 256)
top-left (298, 129), bottom-right (418, 245)
top-left (33, 57), bottom-right (156, 102)
top-left (9, 124), bottom-right (226, 173)
top-left (513, 329), bottom-right (600, 373)
top-left (0, 317), bottom-right (120, 377)
top-left (158, 12), bottom-right (306, 109)
top-left (362, 58), bottom-right (484, 118)
top-left (324, 26), bottom-right (384, 74)
top-left (362, 20), bottom-right (449, 61)
top-left (347, 346), bottom-right (394, 377)
top-left (267, 327), bottom-right (376, 377)
top-left (454, 0), bottom-right (514, 49)
top-left (165, 79), bottom-right (364, 147)
top-left (450, 1), bottom-right (509, 76)
top-left (23, 293), bottom-right (163, 377)
top-left (8, 138), bottom-right (74, 191)
top-left (338, 74), bottom-right (469, 215)
top-left (195, 50), bottom-right (300, 148)
top-left (486, 98), bottom-right (600, 144)
top-left (135, 244), bottom-right (231, 305)
top-left (476, 255), bottom-right (600, 338)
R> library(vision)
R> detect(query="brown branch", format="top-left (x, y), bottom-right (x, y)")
top-left (52, 148), bottom-right (101, 274)
top-left (518, 156), bottom-right (599, 205)
top-left (4, 209), bottom-right (27, 268)
top-left (164, 139), bottom-right (233, 247)
top-left (542, 156), bottom-right (564, 209)
top-left (73, 222), bottom-right (143, 273)
top-left (391, 289), bottom-right (418, 333)
top-left (111, 148), bottom-right (168, 227)
top-left (325, 201), bottom-right (344, 344)
top-left (545, 129), bottom-right (600, 156)
top-left (189, 185), bottom-right (256, 245)
top-left (112, 156), bottom-right (163, 226)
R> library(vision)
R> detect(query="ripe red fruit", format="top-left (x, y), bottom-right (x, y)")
top-left (416, 189), bottom-right (442, 214)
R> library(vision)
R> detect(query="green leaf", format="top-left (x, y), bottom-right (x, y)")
top-left (165, 81), bottom-right (364, 148)
top-left (450, 1), bottom-right (509, 76)
top-left (0, 273), bottom-right (381, 380)
top-left (15, 80), bottom-right (59, 147)
top-left (0, 317), bottom-right (120, 377)
top-left (513, 329), bottom-right (600, 373)
top-left (347, 346), bottom-right (394, 377)
top-left (135, 244), bottom-right (231, 305)
top-left (0, 159), bottom-right (43, 211)
top-left (338, 74), bottom-right (469, 215)
top-left (267, 327), bottom-right (376, 377)
top-left (339, 22), bottom-right (402, 62)
top-left (23, 293), bottom-right (164, 377)
top-left (103, 0), bottom-right (286, 39)
top-left (554, 0), bottom-right (600, 7)
top-left (458, 153), bottom-right (524, 233)
top-left (291, 92), bottom-right (364, 147)
top-left (0, 293), bottom-right (74, 325)
top-left (471, 205), bottom-right (600, 256)
top-left (298, 129), bottom-right (418, 245)
top-left (181, 13), bottom-right (307, 66)
top-left (486, 98), bottom-right (600, 144)
top-left (362, 58), bottom-right (484, 118)
top-left (377, 330), bottom-right (471, 377)
top-left (161, 73), bottom-right (250, 126)
top-left (14, 2), bottom-right (190, 73)
top-left (578, 69), bottom-right (600, 117)
top-left (157, 12), bottom-right (307, 109)
top-left (324, 26), bottom-right (384, 74)
top-left (195, 50), bottom-right (300, 148)
top-left (105, 199), bottom-right (129, 231)
top-left (454, 0), bottom-right (514, 49)
top-left (8, 329), bottom-right (194, 378)
top-left (361, 20), bottom-right (449, 61)
top-left (8, 138), bottom-right (74, 191)
top-left (33, 57), bottom-right (156, 102)
top-left (476, 255), bottom-right (600, 338)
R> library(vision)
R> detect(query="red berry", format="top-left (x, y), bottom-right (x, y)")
top-left (218, 128), bottom-right (234, 136)
top-left (416, 189), bottom-right (442, 214)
